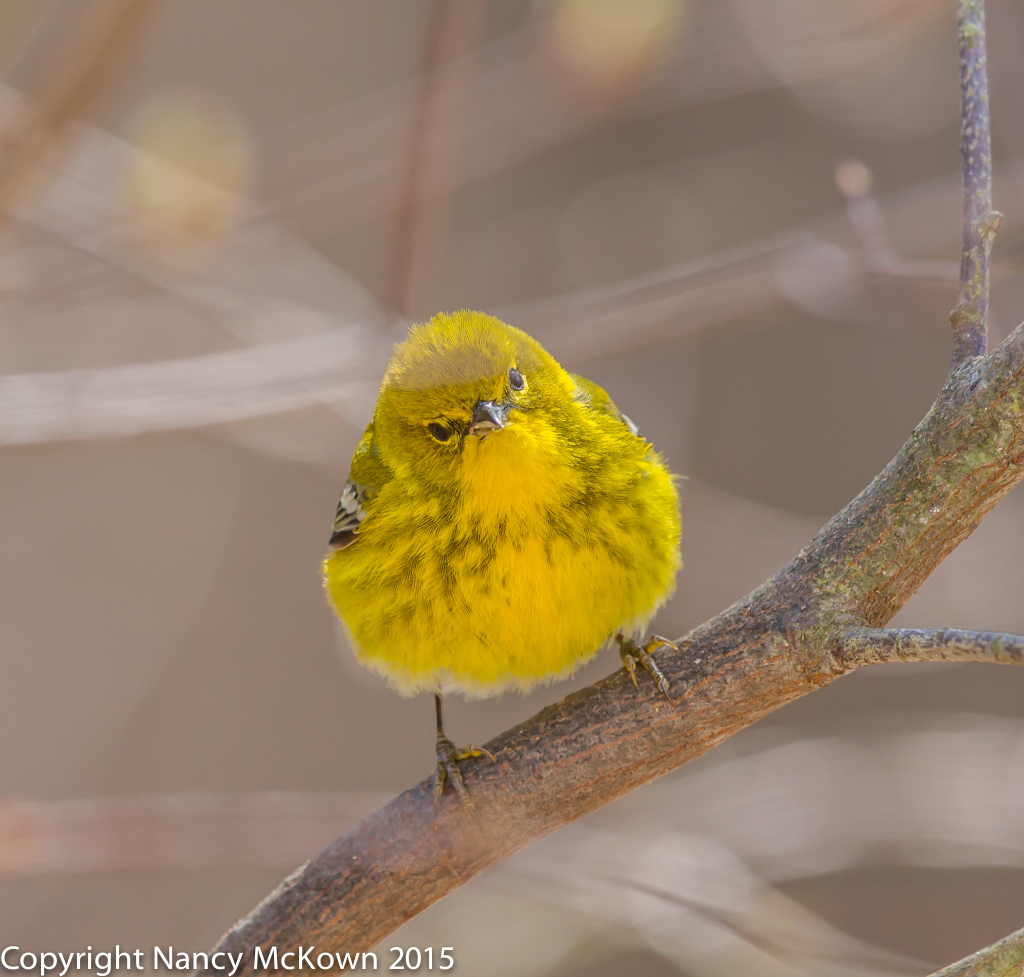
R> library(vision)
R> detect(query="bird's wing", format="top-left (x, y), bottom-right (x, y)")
top-left (569, 373), bottom-right (642, 438)
top-left (329, 419), bottom-right (392, 550)
top-left (329, 480), bottom-right (367, 549)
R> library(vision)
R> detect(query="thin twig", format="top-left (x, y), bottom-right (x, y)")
top-left (835, 158), bottom-right (960, 285)
top-left (837, 627), bottom-right (1024, 668)
top-left (950, 0), bottom-right (1002, 365)
top-left (928, 923), bottom-right (1024, 977)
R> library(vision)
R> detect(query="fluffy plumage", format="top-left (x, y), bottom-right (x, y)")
top-left (322, 310), bottom-right (681, 697)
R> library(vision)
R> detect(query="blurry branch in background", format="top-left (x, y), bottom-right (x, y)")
top-left (14, 718), bottom-right (1024, 973)
top-left (834, 160), bottom-right (898, 268)
top-left (258, 0), bottom-right (946, 239)
top-left (502, 826), bottom-right (928, 977)
top-left (6, 138), bottom-right (1024, 446)
top-left (204, 5), bottom-right (1024, 973)
top-left (603, 875), bottom-right (921, 976)
top-left (0, 0), bottom-right (164, 228)
top-left (15, 719), bottom-right (1024, 879)
top-left (0, 331), bottom-right (379, 443)
top-left (389, 0), bottom-right (486, 320)
top-left (0, 6), bottom-right (1020, 450)
top-left (834, 159), bottom-right (959, 287)
top-left (257, 6), bottom-right (691, 235)
top-left (0, 792), bottom-right (387, 875)
top-left (950, 0), bottom-right (1001, 365)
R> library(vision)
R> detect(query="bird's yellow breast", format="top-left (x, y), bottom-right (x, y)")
top-left (322, 428), bottom-right (680, 697)
top-left (322, 310), bottom-right (681, 698)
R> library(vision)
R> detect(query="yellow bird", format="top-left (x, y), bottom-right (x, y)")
top-left (323, 310), bottom-right (681, 802)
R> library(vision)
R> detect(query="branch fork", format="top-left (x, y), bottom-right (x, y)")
top-left (202, 1), bottom-right (1024, 973)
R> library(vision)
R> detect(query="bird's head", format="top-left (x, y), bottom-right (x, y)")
top-left (374, 311), bottom-right (578, 494)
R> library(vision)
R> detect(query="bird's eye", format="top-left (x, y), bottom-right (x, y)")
top-left (427, 422), bottom-right (451, 442)
top-left (509, 367), bottom-right (525, 391)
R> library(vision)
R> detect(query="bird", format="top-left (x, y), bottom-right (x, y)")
top-left (322, 310), bottom-right (682, 804)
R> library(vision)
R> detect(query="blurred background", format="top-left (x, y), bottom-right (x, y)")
top-left (2, 0), bottom-right (1024, 974)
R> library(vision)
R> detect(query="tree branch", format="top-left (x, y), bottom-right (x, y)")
top-left (203, 0), bottom-right (1023, 967)
top-left (204, 317), bottom-right (1024, 969)
top-left (837, 627), bottom-right (1024, 667)
top-left (929, 924), bottom-right (1024, 977)
top-left (950, 0), bottom-right (1002, 365)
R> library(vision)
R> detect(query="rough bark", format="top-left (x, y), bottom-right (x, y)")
top-left (838, 627), bottom-right (1024, 667)
top-left (203, 1), bottom-right (1021, 970)
top-left (203, 322), bottom-right (1024, 968)
top-left (951, 0), bottom-right (1001, 364)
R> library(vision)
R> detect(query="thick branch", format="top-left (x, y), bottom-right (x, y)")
top-left (950, 0), bottom-right (1002, 364)
top-left (204, 320), bottom-right (1024, 970)
top-left (204, 2), bottom-right (1024, 964)
top-left (838, 627), bottom-right (1024, 667)
top-left (929, 924), bottom-right (1024, 977)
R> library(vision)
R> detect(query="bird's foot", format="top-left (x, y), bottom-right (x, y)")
top-left (617, 633), bottom-right (678, 704)
top-left (434, 732), bottom-right (495, 808)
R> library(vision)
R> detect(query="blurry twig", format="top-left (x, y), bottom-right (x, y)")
top-left (258, 13), bottom-right (777, 237)
top-left (4, 80), bottom-right (1024, 448)
top-left (0, 173), bottom-right (961, 445)
top-left (835, 159), bottom-right (959, 286)
top-left (950, 0), bottom-right (1002, 365)
top-left (389, 0), bottom-right (486, 319)
top-left (10, 718), bottom-right (1024, 879)
top-left (483, 817), bottom-right (929, 977)
top-left (259, 3), bottom-right (959, 240)
top-left (605, 875), bottom-right (923, 974)
top-left (0, 0), bottom-right (164, 229)
top-left (0, 792), bottom-right (388, 875)
top-left (0, 331), bottom-right (378, 443)
top-left (929, 925), bottom-right (1024, 977)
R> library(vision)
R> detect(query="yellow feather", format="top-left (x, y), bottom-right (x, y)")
top-left (322, 311), bottom-right (681, 697)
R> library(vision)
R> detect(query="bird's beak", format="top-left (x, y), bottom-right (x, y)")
top-left (467, 400), bottom-right (509, 436)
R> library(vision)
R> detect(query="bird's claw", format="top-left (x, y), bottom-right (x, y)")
top-left (617, 633), bottom-right (678, 704)
top-left (433, 733), bottom-right (495, 808)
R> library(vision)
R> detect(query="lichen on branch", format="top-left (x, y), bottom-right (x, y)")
top-left (950, 0), bottom-right (1002, 364)
top-left (202, 0), bottom-right (1023, 969)
top-left (838, 627), bottom-right (1024, 668)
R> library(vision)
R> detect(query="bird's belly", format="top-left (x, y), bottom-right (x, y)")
top-left (323, 507), bottom-right (677, 697)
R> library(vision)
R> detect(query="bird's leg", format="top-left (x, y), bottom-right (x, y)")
top-left (617, 633), bottom-right (677, 704)
top-left (433, 693), bottom-right (495, 807)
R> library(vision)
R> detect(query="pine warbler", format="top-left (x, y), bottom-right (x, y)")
top-left (323, 310), bottom-right (681, 802)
